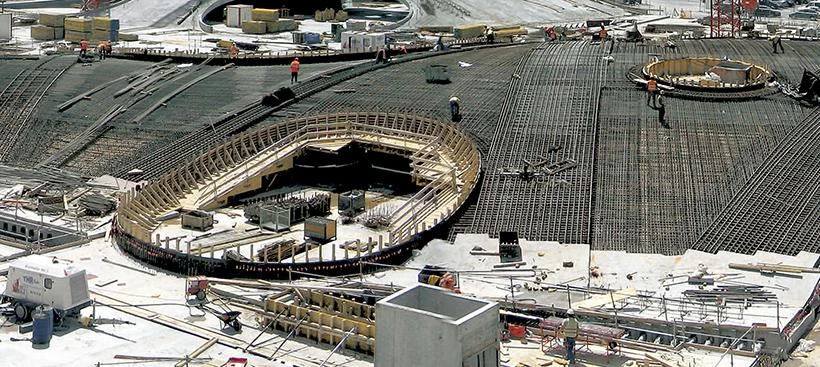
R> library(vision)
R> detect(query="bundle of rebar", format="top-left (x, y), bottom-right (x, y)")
top-left (256, 239), bottom-right (303, 262)
top-left (683, 286), bottom-right (777, 304)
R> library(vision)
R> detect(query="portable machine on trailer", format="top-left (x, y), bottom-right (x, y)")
top-left (3, 255), bottom-right (91, 322)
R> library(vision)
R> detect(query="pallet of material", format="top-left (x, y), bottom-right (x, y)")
top-left (314, 8), bottom-right (335, 22)
top-left (277, 19), bottom-right (298, 32)
top-left (65, 17), bottom-right (92, 32)
top-left (335, 10), bottom-right (348, 22)
top-left (119, 32), bottom-right (138, 42)
top-left (92, 17), bottom-right (111, 30)
top-left (91, 28), bottom-right (116, 42)
top-left (251, 8), bottom-right (279, 22)
top-left (494, 27), bottom-right (528, 38)
top-left (242, 20), bottom-right (267, 34)
top-left (38, 13), bottom-right (65, 27)
top-left (31, 25), bottom-right (56, 40)
top-left (65, 30), bottom-right (90, 42)
top-left (418, 26), bottom-right (454, 33)
top-left (453, 24), bottom-right (486, 39)
top-left (265, 21), bottom-right (279, 33)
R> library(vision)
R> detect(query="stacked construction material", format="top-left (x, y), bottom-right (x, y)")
top-left (276, 18), bottom-right (298, 32)
top-left (79, 193), bottom-right (117, 216)
top-left (33, 13), bottom-right (65, 40)
top-left (256, 239), bottom-right (305, 262)
top-left (493, 26), bottom-right (528, 39)
top-left (346, 19), bottom-right (366, 31)
top-left (91, 17), bottom-right (119, 42)
top-left (119, 32), bottom-right (138, 42)
top-left (31, 25), bottom-right (56, 40)
top-left (314, 8), bottom-right (335, 22)
top-left (251, 8), bottom-right (278, 32)
top-left (453, 24), bottom-right (486, 39)
top-left (241, 20), bottom-right (266, 34)
top-left (64, 17), bottom-right (92, 42)
top-left (335, 10), bottom-right (349, 22)
top-left (226, 4), bottom-right (253, 27)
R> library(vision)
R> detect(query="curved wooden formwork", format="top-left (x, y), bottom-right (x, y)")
top-left (113, 112), bottom-right (481, 278)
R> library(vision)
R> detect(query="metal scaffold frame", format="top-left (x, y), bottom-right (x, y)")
top-left (711, 0), bottom-right (741, 38)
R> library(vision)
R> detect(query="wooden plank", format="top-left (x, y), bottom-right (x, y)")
top-left (174, 337), bottom-right (218, 367)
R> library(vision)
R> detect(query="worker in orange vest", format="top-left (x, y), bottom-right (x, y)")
top-left (599, 25), bottom-right (608, 41)
top-left (229, 43), bottom-right (238, 59)
top-left (97, 42), bottom-right (107, 60)
top-left (647, 76), bottom-right (659, 106)
top-left (80, 38), bottom-right (88, 56)
top-left (290, 57), bottom-right (300, 84)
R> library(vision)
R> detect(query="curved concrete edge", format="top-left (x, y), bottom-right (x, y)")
top-left (196, 0), bottom-right (230, 33)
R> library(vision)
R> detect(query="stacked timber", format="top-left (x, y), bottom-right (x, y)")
top-left (31, 25), bottom-right (56, 40)
top-left (243, 8), bottom-right (297, 34)
top-left (277, 19), bottom-right (298, 32)
top-left (36, 13), bottom-right (65, 40)
top-left (91, 17), bottom-right (119, 42)
top-left (251, 8), bottom-right (278, 22)
top-left (493, 26), bottom-right (527, 38)
top-left (64, 17), bottom-right (92, 42)
top-left (256, 239), bottom-right (305, 262)
top-left (242, 20), bottom-right (267, 34)
top-left (453, 24), bottom-right (485, 39)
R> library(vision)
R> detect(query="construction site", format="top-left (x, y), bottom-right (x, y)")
top-left (1, 0), bottom-right (820, 366)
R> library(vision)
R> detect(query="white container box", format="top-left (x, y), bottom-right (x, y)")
top-left (0, 13), bottom-right (12, 41)
top-left (226, 4), bottom-right (253, 28)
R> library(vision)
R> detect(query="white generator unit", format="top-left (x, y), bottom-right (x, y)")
top-left (3, 255), bottom-right (91, 321)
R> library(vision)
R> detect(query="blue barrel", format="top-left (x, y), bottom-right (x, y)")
top-left (32, 306), bottom-right (53, 345)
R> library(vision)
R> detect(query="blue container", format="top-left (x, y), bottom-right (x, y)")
top-left (109, 19), bottom-right (120, 31)
top-left (109, 29), bottom-right (119, 42)
top-left (305, 32), bottom-right (321, 44)
top-left (32, 306), bottom-right (53, 345)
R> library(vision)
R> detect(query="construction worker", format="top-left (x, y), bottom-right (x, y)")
top-left (449, 95), bottom-right (460, 122)
top-left (433, 36), bottom-right (445, 52)
top-left (546, 26), bottom-right (557, 42)
top-left (97, 42), bottom-right (106, 60)
top-left (229, 43), bottom-right (239, 58)
top-left (646, 76), bottom-right (659, 106)
top-left (772, 34), bottom-right (784, 54)
top-left (486, 27), bottom-right (495, 44)
top-left (599, 25), bottom-right (608, 41)
top-left (560, 309), bottom-right (580, 365)
top-left (290, 57), bottom-right (300, 84)
top-left (80, 38), bottom-right (88, 56)
top-left (657, 91), bottom-right (666, 125)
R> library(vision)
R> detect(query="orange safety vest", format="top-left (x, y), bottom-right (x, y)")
top-left (647, 79), bottom-right (658, 92)
top-left (80, 40), bottom-right (88, 50)
top-left (290, 60), bottom-right (300, 73)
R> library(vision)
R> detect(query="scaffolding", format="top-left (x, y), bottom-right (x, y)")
top-left (710, 0), bottom-right (741, 37)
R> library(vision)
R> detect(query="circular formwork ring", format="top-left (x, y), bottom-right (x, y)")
top-left (112, 112), bottom-right (482, 279)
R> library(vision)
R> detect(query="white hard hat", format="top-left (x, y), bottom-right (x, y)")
top-left (567, 309), bottom-right (575, 315)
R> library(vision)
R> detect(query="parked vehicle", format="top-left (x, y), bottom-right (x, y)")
top-left (756, 5), bottom-right (783, 16)
top-left (790, 10), bottom-right (819, 19)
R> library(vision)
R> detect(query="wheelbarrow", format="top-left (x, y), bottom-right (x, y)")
top-left (217, 310), bottom-right (242, 332)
